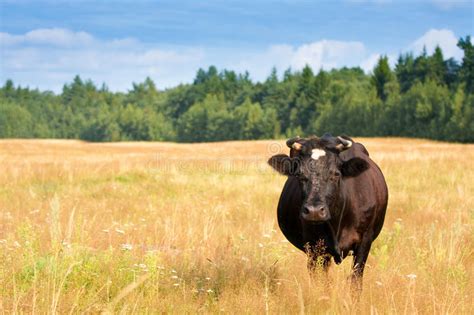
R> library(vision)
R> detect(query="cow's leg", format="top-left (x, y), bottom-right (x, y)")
top-left (351, 232), bottom-right (373, 290)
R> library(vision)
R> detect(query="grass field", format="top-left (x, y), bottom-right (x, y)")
top-left (0, 138), bottom-right (473, 314)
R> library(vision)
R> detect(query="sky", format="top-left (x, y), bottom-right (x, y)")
top-left (0, 0), bottom-right (473, 93)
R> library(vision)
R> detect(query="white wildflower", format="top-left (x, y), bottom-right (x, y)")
top-left (121, 243), bottom-right (133, 251)
top-left (406, 274), bottom-right (417, 280)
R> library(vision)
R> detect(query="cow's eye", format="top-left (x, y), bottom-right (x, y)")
top-left (331, 170), bottom-right (341, 181)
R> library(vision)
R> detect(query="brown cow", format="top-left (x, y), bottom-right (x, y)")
top-left (268, 134), bottom-right (388, 286)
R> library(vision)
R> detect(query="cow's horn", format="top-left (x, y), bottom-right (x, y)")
top-left (286, 137), bottom-right (302, 150)
top-left (292, 142), bottom-right (303, 150)
top-left (336, 136), bottom-right (352, 150)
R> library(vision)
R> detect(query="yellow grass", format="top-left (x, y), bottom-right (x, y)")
top-left (0, 138), bottom-right (473, 313)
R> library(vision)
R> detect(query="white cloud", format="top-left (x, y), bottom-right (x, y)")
top-left (410, 28), bottom-right (463, 59)
top-left (1, 29), bottom-right (375, 92)
top-left (0, 32), bottom-right (18, 45)
top-left (0, 27), bottom-right (464, 92)
top-left (224, 44), bottom-right (294, 80)
top-left (1, 28), bottom-right (206, 92)
top-left (25, 28), bottom-right (95, 46)
top-left (1, 28), bottom-right (95, 47)
top-left (223, 40), bottom-right (369, 81)
top-left (360, 53), bottom-right (381, 72)
top-left (290, 40), bottom-right (366, 70)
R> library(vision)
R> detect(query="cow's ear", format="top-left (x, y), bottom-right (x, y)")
top-left (341, 157), bottom-right (369, 177)
top-left (268, 154), bottom-right (299, 176)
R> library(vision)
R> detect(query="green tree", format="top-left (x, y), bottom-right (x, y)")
top-left (414, 47), bottom-right (430, 83)
top-left (395, 53), bottom-right (416, 93)
top-left (233, 98), bottom-right (279, 139)
top-left (427, 46), bottom-right (447, 84)
top-left (81, 103), bottom-right (120, 141)
top-left (127, 77), bottom-right (160, 107)
top-left (446, 84), bottom-right (474, 142)
top-left (177, 94), bottom-right (234, 142)
top-left (372, 55), bottom-right (393, 101)
top-left (457, 36), bottom-right (474, 93)
top-left (0, 101), bottom-right (33, 138)
top-left (0, 41), bottom-right (473, 143)
top-left (118, 104), bottom-right (150, 140)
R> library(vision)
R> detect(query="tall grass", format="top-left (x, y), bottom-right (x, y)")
top-left (0, 138), bottom-right (472, 313)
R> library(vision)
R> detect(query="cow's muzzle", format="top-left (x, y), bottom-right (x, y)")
top-left (301, 204), bottom-right (331, 222)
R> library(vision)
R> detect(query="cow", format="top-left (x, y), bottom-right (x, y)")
top-left (268, 134), bottom-right (388, 286)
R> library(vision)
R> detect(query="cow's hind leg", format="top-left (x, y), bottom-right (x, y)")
top-left (351, 232), bottom-right (373, 290)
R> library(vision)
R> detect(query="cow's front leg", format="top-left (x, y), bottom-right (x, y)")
top-left (351, 232), bottom-right (373, 290)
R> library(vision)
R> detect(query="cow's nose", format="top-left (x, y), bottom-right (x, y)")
top-left (302, 204), bottom-right (331, 222)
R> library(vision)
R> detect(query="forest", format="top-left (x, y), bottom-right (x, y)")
top-left (1, 36), bottom-right (472, 143)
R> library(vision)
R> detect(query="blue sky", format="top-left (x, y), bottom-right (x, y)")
top-left (1, 0), bottom-right (473, 92)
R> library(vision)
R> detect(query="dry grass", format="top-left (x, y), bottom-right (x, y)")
top-left (0, 138), bottom-right (473, 314)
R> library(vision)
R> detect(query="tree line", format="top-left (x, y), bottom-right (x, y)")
top-left (1, 36), bottom-right (472, 143)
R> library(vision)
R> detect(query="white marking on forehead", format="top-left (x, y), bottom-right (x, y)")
top-left (311, 148), bottom-right (326, 160)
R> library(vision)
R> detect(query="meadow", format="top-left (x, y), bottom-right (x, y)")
top-left (0, 138), bottom-right (472, 314)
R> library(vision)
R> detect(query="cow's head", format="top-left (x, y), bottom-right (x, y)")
top-left (268, 134), bottom-right (369, 223)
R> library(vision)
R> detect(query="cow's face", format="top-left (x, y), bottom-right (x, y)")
top-left (296, 146), bottom-right (341, 222)
top-left (268, 135), bottom-right (369, 223)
